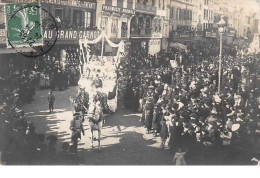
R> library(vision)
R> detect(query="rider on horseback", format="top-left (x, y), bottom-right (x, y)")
top-left (74, 87), bottom-right (89, 117)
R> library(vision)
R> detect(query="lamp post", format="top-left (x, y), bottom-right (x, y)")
top-left (217, 15), bottom-right (226, 94)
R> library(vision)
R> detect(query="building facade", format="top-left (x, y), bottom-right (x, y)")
top-left (0, 0), bottom-right (100, 75)
top-left (95, 0), bottom-right (135, 56)
top-left (169, 0), bottom-right (198, 42)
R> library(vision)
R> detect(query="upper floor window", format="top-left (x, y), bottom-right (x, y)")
top-left (84, 12), bottom-right (93, 29)
top-left (105, 0), bottom-right (112, 6)
top-left (100, 17), bottom-right (108, 32)
top-left (117, 0), bottom-right (123, 8)
top-left (127, 0), bottom-right (133, 9)
top-left (111, 18), bottom-right (119, 35)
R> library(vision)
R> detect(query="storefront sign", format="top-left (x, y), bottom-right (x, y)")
top-left (43, 29), bottom-right (101, 40)
top-left (151, 32), bottom-right (162, 38)
top-left (41, 0), bottom-right (96, 10)
top-left (2, 0), bottom-right (97, 9)
top-left (102, 5), bottom-right (135, 15)
top-left (211, 32), bottom-right (217, 38)
top-left (171, 32), bottom-right (190, 39)
top-left (0, 29), bottom-right (100, 44)
top-left (206, 32), bottom-right (217, 38)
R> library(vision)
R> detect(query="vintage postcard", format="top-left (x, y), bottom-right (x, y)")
top-left (0, 0), bottom-right (259, 167)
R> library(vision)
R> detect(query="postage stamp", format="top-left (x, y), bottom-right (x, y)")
top-left (5, 2), bottom-right (58, 57)
top-left (5, 2), bottom-right (43, 48)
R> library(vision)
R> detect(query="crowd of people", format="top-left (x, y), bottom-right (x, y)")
top-left (122, 40), bottom-right (260, 164)
top-left (0, 70), bottom-right (84, 165)
top-left (37, 46), bottom-right (82, 90)
top-left (0, 45), bottom-right (85, 164)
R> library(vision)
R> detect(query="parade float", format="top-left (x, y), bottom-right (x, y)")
top-left (78, 31), bottom-right (125, 112)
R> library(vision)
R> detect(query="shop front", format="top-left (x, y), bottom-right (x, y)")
top-left (148, 32), bottom-right (162, 55)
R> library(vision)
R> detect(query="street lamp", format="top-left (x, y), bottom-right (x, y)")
top-left (217, 15), bottom-right (226, 94)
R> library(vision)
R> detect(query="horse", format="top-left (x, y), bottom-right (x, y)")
top-left (73, 87), bottom-right (89, 122)
top-left (87, 101), bottom-right (103, 150)
top-left (93, 91), bottom-right (112, 125)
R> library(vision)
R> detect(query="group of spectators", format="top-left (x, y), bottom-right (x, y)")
top-left (0, 69), bottom-right (54, 164)
top-left (0, 56), bottom-right (85, 165)
top-left (122, 40), bottom-right (260, 164)
top-left (0, 45), bottom-right (85, 164)
top-left (37, 46), bottom-right (82, 91)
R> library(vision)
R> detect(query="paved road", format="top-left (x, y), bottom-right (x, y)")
top-left (22, 86), bottom-right (173, 165)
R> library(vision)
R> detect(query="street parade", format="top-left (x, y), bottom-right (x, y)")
top-left (0, 0), bottom-right (260, 168)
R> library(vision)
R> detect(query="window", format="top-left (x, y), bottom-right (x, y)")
top-left (153, 19), bottom-right (157, 32)
top-left (100, 17), bottom-right (108, 31)
top-left (127, 0), bottom-right (133, 9)
top-left (121, 22), bottom-right (128, 37)
top-left (105, 0), bottom-right (112, 6)
top-left (180, 9), bottom-right (184, 20)
top-left (177, 8), bottom-right (180, 20)
top-left (146, 17), bottom-right (151, 28)
top-left (84, 12), bottom-right (93, 29)
top-left (170, 7), bottom-right (174, 18)
top-left (117, 0), bottom-right (123, 8)
top-left (55, 8), bottom-right (65, 21)
top-left (73, 10), bottom-right (83, 29)
top-left (111, 18), bottom-right (118, 35)
top-left (158, 19), bottom-right (161, 32)
top-left (42, 6), bottom-right (51, 20)
top-left (163, 0), bottom-right (165, 10)
top-left (164, 25), bottom-right (168, 36)
top-left (152, 0), bottom-right (155, 6)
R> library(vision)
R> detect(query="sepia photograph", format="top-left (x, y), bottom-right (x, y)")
top-left (0, 0), bottom-right (260, 169)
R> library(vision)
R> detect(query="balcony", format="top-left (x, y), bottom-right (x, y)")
top-left (130, 27), bottom-right (152, 37)
top-left (135, 3), bottom-right (157, 15)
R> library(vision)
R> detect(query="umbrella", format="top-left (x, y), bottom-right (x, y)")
top-left (231, 124), bottom-right (240, 132)
top-left (170, 43), bottom-right (188, 52)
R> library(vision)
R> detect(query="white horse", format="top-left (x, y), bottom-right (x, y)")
top-left (87, 101), bottom-right (103, 150)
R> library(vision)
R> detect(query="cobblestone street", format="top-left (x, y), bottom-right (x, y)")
top-left (22, 86), bottom-right (173, 165)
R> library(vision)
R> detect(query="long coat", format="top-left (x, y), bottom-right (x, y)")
top-left (145, 108), bottom-right (153, 130)
top-left (152, 109), bottom-right (161, 131)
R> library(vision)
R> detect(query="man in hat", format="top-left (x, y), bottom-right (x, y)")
top-left (93, 74), bottom-right (103, 89)
top-left (70, 113), bottom-right (85, 153)
top-left (48, 90), bottom-right (55, 114)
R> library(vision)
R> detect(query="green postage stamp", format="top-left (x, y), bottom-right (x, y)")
top-left (5, 1), bottom-right (43, 48)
